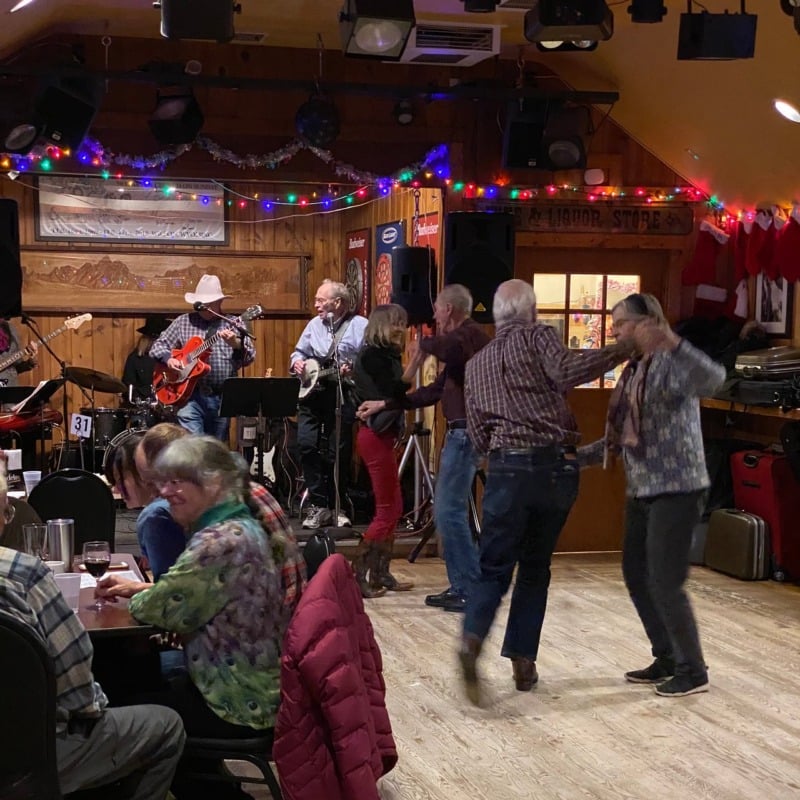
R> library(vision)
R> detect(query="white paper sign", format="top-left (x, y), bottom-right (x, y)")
top-left (70, 413), bottom-right (93, 438)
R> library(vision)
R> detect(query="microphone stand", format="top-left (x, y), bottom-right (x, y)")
top-left (195, 304), bottom-right (255, 341)
top-left (328, 314), bottom-right (344, 527)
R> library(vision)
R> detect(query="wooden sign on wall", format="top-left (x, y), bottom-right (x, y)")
top-left (479, 202), bottom-right (694, 235)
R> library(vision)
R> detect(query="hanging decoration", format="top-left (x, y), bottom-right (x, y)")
top-left (681, 220), bottom-right (730, 286)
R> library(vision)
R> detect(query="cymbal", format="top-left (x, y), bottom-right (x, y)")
top-left (65, 366), bottom-right (127, 395)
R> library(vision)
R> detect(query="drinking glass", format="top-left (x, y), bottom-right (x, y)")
top-left (22, 524), bottom-right (48, 560)
top-left (83, 540), bottom-right (111, 611)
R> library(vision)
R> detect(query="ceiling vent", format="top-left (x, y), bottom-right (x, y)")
top-left (231, 31), bottom-right (267, 43)
top-left (399, 22), bottom-right (501, 66)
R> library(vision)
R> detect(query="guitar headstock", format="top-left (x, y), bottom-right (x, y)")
top-left (65, 314), bottom-right (92, 329)
top-left (242, 305), bottom-right (264, 321)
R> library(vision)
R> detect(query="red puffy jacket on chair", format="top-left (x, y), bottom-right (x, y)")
top-left (273, 554), bottom-right (397, 800)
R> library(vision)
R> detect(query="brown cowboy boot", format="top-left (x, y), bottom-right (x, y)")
top-left (511, 657), bottom-right (539, 691)
top-left (459, 634), bottom-right (483, 706)
top-left (351, 539), bottom-right (386, 599)
top-left (375, 536), bottom-right (414, 592)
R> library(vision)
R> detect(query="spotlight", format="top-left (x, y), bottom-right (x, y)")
top-left (393, 98), bottom-right (414, 125)
top-left (3, 123), bottom-right (39, 155)
top-left (627, 0), bottom-right (667, 23)
top-left (339, 0), bottom-right (416, 60)
top-left (536, 39), bottom-right (598, 51)
top-left (295, 96), bottom-right (340, 147)
top-left (524, 1), bottom-right (613, 44)
top-left (461, 0), bottom-right (497, 11)
top-left (148, 90), bottom-right (204, 144)
top-left (774, 99), bottom-right (800, 123)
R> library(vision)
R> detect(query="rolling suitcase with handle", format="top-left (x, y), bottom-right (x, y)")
top-left (705, 509), bottom-right (769, 580)
top-left (730, 450), bottom-right (800, 581)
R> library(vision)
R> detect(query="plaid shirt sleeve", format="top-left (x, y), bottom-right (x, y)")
top-left (248, 483), bottom-right (307, 618)
top-left (0, 548), bottom-right (107, 733)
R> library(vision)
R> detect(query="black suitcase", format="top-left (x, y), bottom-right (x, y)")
top-left (705, 509), bottom-right (769, 580)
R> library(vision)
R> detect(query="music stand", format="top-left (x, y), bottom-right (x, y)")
top-left (2, 379), bottom-right (64, 472)
top-left (220, 378), bottom-right (300, 485)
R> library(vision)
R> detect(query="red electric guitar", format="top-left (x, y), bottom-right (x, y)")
top-left (152, 305), bottom-right (263, 408)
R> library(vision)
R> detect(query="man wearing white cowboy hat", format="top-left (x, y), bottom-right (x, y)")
top-left (150, 275), bottom-right (255, 439)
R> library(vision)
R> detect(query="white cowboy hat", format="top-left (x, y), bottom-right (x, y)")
top-left (184, 274), bottom-right (231, 305)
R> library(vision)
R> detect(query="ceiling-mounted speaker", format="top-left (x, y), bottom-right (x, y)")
top-left (677, 11), bottom-right (757, 60)
top-left (34, 85), bottom-right (98, 151)
top-left (148, 92), bottom-right (204, 145)
top-left (502, 101), bottom-right (589, 171)
top-left (159, 0), bottom-right (236, 43)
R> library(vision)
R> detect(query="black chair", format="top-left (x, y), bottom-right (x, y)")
top-left (27, 470), bottom-right (116, 555)
top-left (0, 611), bottom-right (138, 800)
top-left (181, 737), bottom-right (282, 799)
top-left (2, 497), bottom-right (44, 553)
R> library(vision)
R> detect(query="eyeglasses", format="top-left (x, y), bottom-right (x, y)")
top-left (156, 478), bottom-right (195, 493)
top-left (2, 504), bottom-right (15, 524)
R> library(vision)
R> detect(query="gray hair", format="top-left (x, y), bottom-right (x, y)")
top-left (437, 284), bottom-right (473, 317)
top-left (322, 279), bottom-right (351, 309)
top-left (493, 279), bottom-right (537, 327)
top-left (154, 435), bottom-right (248, 502)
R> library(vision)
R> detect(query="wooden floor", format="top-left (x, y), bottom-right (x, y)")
top-left (248, 552), bottom-right (800, 800)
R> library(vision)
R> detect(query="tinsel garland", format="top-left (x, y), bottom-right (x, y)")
top-left (82, 136), bottom-right (448, 185)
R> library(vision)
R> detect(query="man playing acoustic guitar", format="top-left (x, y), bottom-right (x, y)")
top-left (150, 275), bottom-right (255, 440)
top-left (290, 279), bottom-right (367, 529)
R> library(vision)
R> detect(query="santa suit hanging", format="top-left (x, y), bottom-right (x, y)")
top-left (745, 211), bottom-right (776, 277)
top-left (681, 220), bottom-right (730, 286)
top-left (775, 205), bottom-right (800, 282)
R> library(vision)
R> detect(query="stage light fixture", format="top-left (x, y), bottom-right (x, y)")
top-left (148, 90), bottom-right (204, 145)
top-left (524, 1), bottom-right (613, 44)
top-left (339, 0), bottom-right (416, 60)
top-left (627, 0), bottom-right (667, 23)
top-left (3, 124), bottom-right (39, 155)
top-left (536, 39), bottom-right (598, 52)
top-left (677, 4), bottom-right (757, 60)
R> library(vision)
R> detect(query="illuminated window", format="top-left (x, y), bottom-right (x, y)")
top-left (533, 273), bottom-right (641, 388)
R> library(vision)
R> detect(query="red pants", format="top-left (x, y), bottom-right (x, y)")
top-left (357, 426), bottom-right (402, 543)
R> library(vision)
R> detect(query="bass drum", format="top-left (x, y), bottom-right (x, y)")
top-left (101, 427), bottom-right (147, 475)
top-left (80, 407), bottom-right (129, 446)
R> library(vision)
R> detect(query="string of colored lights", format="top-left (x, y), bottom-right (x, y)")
top-left (0, 136), bottom-right (746, 219)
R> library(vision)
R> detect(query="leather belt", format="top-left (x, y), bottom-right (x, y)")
top-left (447, 419), bottom-right (467, 430)
top-left (491, 444), bottom-right (577, 462)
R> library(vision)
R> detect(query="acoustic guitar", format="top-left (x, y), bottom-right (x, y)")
top-left (0, 314), bottom-right (92, 374)
top-left (152, 305), bottom-right (263, 408)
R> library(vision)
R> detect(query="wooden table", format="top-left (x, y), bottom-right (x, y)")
top-left (75, 553), bottom-right (155, 639)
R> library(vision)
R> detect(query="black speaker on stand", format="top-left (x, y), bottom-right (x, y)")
top-left (390, 245), bottom-right (437, 326)
top-left (444, 212), bottom-right (515, 323)
top-left (0, 198), bottom-right (22, 319)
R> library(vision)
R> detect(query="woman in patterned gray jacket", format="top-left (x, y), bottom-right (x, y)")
top-left (588, 293), bottom-right (725, 699)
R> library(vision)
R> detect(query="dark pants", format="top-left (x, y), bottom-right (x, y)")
top-left (622, 491), bottom-right (707, 680)
top-left (297, 387), bottom-right (354, 508)
top-left (464, 450), bottom-right (580, 661)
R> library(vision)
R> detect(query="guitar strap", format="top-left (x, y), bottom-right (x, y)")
top-left (323, 315), bottom-right (353, 363)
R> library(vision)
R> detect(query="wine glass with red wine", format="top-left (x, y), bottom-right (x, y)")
top-left (83, 540), bottom-right (111, 611)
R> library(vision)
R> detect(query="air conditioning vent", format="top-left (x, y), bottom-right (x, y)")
top-left (232, 31), bottom-right (266, 43)
top-left (497, 0), bottom-right (538, 8)
top-left (400, 22), bottom-right (501, 67)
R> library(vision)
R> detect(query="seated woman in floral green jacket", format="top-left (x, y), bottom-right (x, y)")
top-left (96, 435), bottom-right (284, 750)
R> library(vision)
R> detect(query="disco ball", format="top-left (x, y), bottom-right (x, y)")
top-left (295, 97), bottom-right (340, 148)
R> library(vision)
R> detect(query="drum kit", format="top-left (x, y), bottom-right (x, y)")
top-left (51, 366), bottom-right (173, 472)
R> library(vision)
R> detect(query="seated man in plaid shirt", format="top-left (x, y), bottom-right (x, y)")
top-left (0, 458), bottom-right (185, 797)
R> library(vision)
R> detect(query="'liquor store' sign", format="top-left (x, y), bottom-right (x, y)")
top-left (480, 203), bottom-right (694, 235)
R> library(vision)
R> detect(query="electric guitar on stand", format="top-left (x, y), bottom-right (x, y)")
top-left (152, 305), bottom-right (263, 408)
top-left (0, 314), bottom-right (92, 373)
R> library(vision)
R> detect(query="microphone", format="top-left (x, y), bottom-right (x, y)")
top-left (20, 310), bottom-right (34, 325)
top-left (193, 301), bottom-right (206, 311)
top-left (325, 311), bottom-right (335, 327)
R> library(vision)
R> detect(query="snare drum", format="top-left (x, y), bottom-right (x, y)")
top-left (80, 407), bottom-right (128, 445)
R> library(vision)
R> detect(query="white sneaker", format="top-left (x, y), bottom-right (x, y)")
top-left (336, 512), bottom-right (352, 527)
top-left (302, 506), bottom-right (333, 529)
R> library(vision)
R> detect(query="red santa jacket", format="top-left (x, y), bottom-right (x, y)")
top-left (273, 554), bottom-right (397, 800)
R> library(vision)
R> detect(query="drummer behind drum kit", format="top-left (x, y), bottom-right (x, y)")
top-left (52, 366), bottom-right (174, 473)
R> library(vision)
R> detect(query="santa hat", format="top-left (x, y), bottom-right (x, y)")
top-left (681, 220), bottom-right (730, 286)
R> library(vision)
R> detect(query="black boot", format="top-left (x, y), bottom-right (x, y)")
top-left (351, 540), bottom-right (386, 599)
top-left (375, 537), bottom-right (414, 591)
